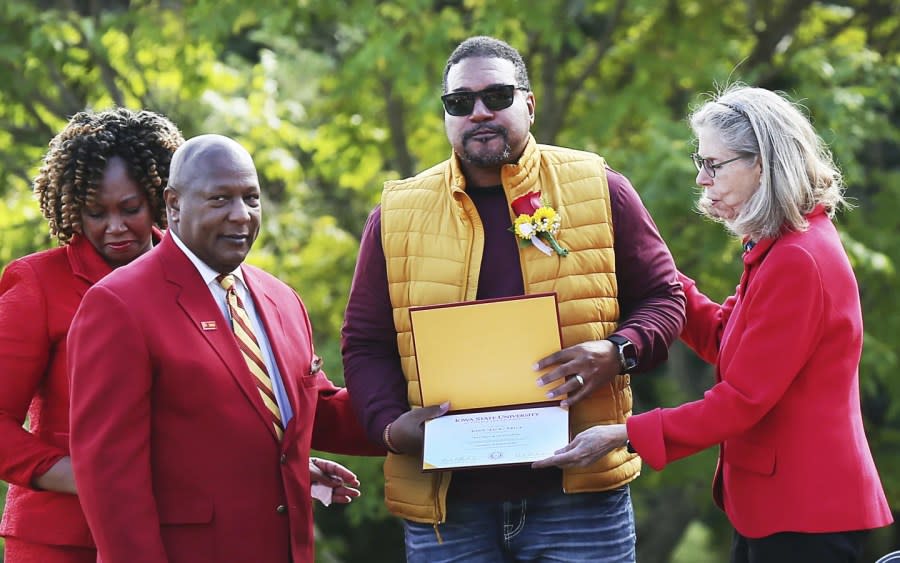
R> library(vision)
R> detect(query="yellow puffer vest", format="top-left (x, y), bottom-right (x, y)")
top-left (381, 136), bottom-right (640, 524)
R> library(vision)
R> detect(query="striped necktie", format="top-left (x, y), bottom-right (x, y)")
top-left (217, 274), bottom-right (284, 440)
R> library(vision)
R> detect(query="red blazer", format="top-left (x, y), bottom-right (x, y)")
top-left (0, 235), bottom-right (117, 548)
top-left (627, 207), bottom-right (893, 538)
top-left (68, 235), bottom-right (382, 563)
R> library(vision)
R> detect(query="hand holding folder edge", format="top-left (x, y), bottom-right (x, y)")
top-left (409, 293), bottom-right (565, 411)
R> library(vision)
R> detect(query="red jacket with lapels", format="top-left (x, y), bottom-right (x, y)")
top-left (627, 207), bottom-right (893, 537)
top-left (0, 234), bottom-right (131, 548)
top-left (68, 234), bottom-right (382, 563)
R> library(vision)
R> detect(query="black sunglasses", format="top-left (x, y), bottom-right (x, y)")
top-left (441, 85), bottom-right (529, 116)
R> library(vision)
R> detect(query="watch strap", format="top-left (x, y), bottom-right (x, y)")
top-left (607, 335), bottom-right (637, 374)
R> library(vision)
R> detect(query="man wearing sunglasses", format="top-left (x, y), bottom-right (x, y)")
top-left (342, 36), bottom-right (685, 562)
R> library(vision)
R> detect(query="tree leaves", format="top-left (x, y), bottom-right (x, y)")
top-left (1, 0), bottom-right (897, 559)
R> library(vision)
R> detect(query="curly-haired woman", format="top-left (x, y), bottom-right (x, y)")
top-left (0, 108), bottom-right (183, 562)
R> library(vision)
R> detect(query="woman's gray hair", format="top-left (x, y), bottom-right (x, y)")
top-left (689, 84), bottom-right (847, 240)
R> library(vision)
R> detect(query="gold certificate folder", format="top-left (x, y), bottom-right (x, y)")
top-left (410, 293), bottom-right (563, 411)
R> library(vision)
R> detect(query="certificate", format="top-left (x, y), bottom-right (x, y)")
top-left (410, 293), bottom-right (565, 410)
top-left (422, 405), bottom-right (569, 470)
top-left (410, 294), bottom-right (569, 470)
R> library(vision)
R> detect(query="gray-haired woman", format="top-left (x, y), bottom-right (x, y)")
top-left (535, 85), bottom-right (893, 563)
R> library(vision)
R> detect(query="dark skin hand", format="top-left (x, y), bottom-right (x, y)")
top-left (534, 340), bottom-right (621, 408)
top-left (309, 457), bottom-right (361, 504)
top-left (386, 402), bottom-right (451, 454)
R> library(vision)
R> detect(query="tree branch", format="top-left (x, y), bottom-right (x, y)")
top-left (380, 75), bottom-right (415, 179)
top-left (46, 65), bottom-right (86, 114)
top-left (744, 0), bottom-right (815, 71)
top-left (19, 99), bottom-right (61, 140)
top-left (68, 11), bottom-right (127, 107)
top-left (535, 0), bottom-right (628, 143)
top-left (561, 0), bottom-right (627, 108)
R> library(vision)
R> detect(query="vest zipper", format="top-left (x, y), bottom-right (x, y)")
top-left (432, 523), bottom-right (444, 544)
top-left (432, 471), bottom-right (447, 543)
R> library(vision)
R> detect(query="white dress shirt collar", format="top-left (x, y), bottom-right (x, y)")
top-left (169, 231), bottom-right (247, 290)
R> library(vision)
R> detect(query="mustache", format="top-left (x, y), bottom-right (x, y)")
top-left (463, 124), bottom-right (508, 142)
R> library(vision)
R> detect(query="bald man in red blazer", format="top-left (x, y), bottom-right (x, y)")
top-left (68, 135), bottom-right (382, 563)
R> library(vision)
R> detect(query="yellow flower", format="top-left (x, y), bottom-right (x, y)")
top-left (532, 207), bottom-right (558, 233)
top-left (513, 214), bottom-right (536, 239)
top-left (508, 198), bottom-right (569, 257)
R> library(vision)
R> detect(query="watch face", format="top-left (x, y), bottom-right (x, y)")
top-left (619, 342), bottom-right (637, 371)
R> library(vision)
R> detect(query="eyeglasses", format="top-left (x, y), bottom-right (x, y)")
top-left (691, 153), bottom-right (749, 178)
top-left (441, 85), bottom-right (529, 116)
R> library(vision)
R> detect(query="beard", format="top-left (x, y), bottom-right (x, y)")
top-left (460, 125), bottom-right (512, 166)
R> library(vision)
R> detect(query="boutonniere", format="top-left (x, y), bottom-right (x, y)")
top-left (510, 191), bottom-right (569, 257)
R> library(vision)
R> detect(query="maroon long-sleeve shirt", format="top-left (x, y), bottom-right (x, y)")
top-left (342, 166), bottom-right (685, 501)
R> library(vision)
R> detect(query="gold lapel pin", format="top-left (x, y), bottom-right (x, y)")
top-left (309, 355), bottom-right (323, 375)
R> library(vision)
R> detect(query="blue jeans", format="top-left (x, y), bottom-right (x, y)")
top-left (403, 487), bottom-right (636, 562)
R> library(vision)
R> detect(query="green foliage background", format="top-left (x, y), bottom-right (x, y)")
top-left (0, 1), bottom-right (896, 561)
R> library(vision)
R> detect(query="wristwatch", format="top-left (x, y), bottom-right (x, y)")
top-left (607, 335), bottom-right (637, 374)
